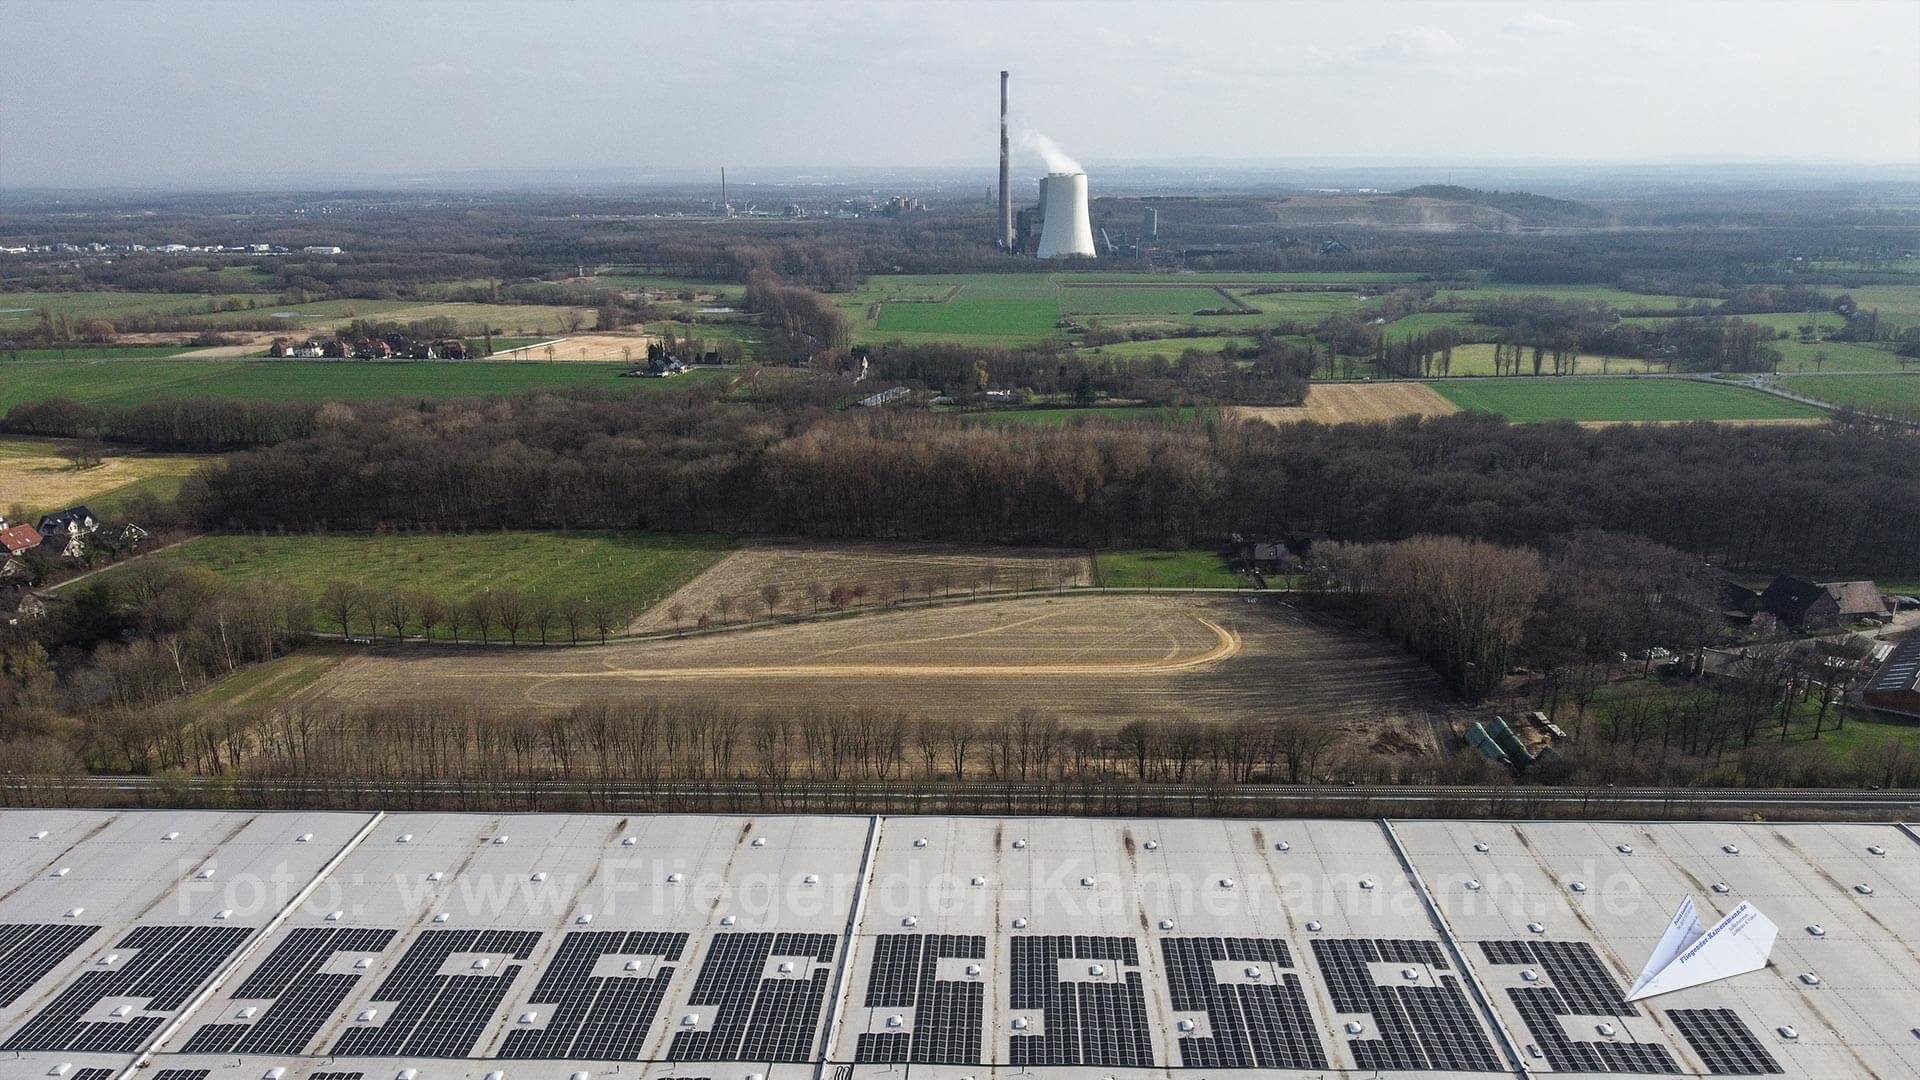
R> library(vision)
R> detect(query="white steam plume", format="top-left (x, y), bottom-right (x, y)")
top-left (1019, 128), bottom-right (1083, 175)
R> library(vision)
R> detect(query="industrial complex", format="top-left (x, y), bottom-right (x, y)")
top-left (2, 811), bottom-right (1917, 1079)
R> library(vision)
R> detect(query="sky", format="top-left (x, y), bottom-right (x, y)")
top-left (2, 0), bottom-right (1917, 188)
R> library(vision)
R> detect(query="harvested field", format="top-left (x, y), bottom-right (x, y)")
top-left (0, 438), bottom-right (213, 517)
top-left (1232, 383), bottom-right (1459, 425)
top-left (630, 539), bottom-right (1092, 633)
top-left (301, 594), bottom-right (1448, 744)
top-left (489, 332), bottom-right (658, 361)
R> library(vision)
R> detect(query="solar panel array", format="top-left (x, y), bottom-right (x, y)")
top-left (0, 923), bottom-right (99, 1006)
top-left (1161, 936), bottom-right (1327, 1070)
top-left (669, 931), bottom-right (838, 1062)
top-left (1668, 1008), bottom-right (1786, 1076)
top-left (854, 933), bottom-right (986, 1064)
top-left (330, 928), bottom-right (541, 1058)
top-left (68, 1070), bottom-right (116, 1080)
top-left (1310, 938), bottom-right (1503, 1072)
top-left (501, 929), bottom-right (688, 1061)
top-left (1481, 939), bottom-right (1679, 1074)
top-left (1868, 636), bottom-right (1920, 694)
top-left (1007, 934), bottom-right (1153, 1067)
top-left (0, 924), bottom-right (252, 1054)
top-left (151, 1072), bottom-right (213, 1080)
top-left (182, 926), bottom-right (397, 1056)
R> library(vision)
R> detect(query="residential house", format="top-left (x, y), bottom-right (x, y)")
top-left (0, 523), bottom-right (42, 558)
top-left (0, 588), bottom-right (48, 627)
top-left (35, 506), bottom-right (98, 537)
top-left (1758, 575), bottom-right (1840, 629)
top-left (1821, 580), bottom-right (1890, 624)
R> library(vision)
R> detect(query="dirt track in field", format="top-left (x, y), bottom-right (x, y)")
top-left (628, 539), bottom-right (1093, 633)
top-left (1232, 383), bottom-right (1460, 426)
top-left (299, 594), bottom-right (1448, 739)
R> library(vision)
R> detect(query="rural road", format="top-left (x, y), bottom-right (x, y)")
top-left (9, 776), bottom-right (1918, 819)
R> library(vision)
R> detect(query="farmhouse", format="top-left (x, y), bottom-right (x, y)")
top-left (1821, 579), bottom-right (1890, 623)
top-left (1758, 574), bottom-right (1839, 628)
top-left (1862, 636), bottom-right (1920, 718)
top-left (0, 523), bottom-right (41, 557)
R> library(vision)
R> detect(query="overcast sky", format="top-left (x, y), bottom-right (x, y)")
top-left (3, 0), bottom-right (1916, 188)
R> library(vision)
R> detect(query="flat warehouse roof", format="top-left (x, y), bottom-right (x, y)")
top-left (0, 811), bottom-right (1913, 1079)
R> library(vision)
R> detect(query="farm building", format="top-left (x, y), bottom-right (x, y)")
top-left (1862, 635), bottom-right (1920, 717)
top-left (1759, 574), bottom-right (1839, 628)
top-left (1821, 579), bottom-right (1890, 623)
top-left (2, 809), bottom-right (1916, 1079)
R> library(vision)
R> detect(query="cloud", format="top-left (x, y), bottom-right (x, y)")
top-left (1506, 10), bottom-right (1578, 35)
top-left (1379, 25), bottom-right (1461, 59)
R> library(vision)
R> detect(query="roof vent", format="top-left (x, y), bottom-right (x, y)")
top-left (486, 1073), bottom-right (505, 1080)
top-left (1143, 840), bottom-right (1159, 851)
top-left (1466, 879), bottom-right (1483, 891)
top-left (397, 1071), bottom-right (419, 1080)
top-left (356, 1009), bottom-right (378, 1022)
top-left (622, 836), bottom-right (638, 846)
top-left (326, 910), bottom-right (344, 921)
top-left (902, 915), bottom-right (918, 927)
top-left (196, 867), bottom-right (216, 880)
top-left (682, 1013), bottom-right (700, 1026)
top-left (110, 1006), bottom-right (131, 1018)
top-left (1221, 877), bottom-right (1237, 889)
top-left (236, 1005), bottom-right (257, 1018)
top-left (971, 875), bottom-right (986, 886)
top-left (264, 1071), bottom-right (287, 1080)
top-left (427, 871), bottom-right (444, 882)
top-left (1245, 966), bottom-right (1263, 980)
top-left (913, 837), bottom-right (929, 848)
top-left (1345, 1021), bottom-right (1366, 1035)
top-left (721, 914), bottom-right (737, 926)
top-left (1800, 972), bottom-right (1822, 986)
top-left (1400, 968), bottom-right (1420, 981)
top-left (1778, 1026), bottom-right (1799, 1040)
top-left (1159, 918), bottom-right (1176, 930)
top-left (1723, 844), bottom-right (1740, 854)
top-left (1807, 924), bottom-right (1826, 937)
top-left (45, 1066), bottom-right (70, 1078)
top-left (1013, 917), bottom-right (1029, 929)
top-left (162, 831), bottom-right (179, 841)
top-left (1521, 969), bottom-right (1540, 982)
top-left (531, 872), bottom-right (548, 882)
top-left (63, 907), bottom-right (84, 918)
top-left (804, 873), bottom-right (819, 885)
top-left (1274, 841), bottom-right (1290, 852)
top-left (519, 1011), bottom-right (539, 1023)
top-left (98, 954), bottom-right (118, 966)
top-left (432, 912), bottom-right (449, 923)
top-left (576, 914), bottom-right (593, 925)
top-left (1359, 878), bottom-right (1375, 890)
top-left (1473, 842), bottom-right (1490, 853)
top-left (1868, 845), bottom-right (1887, 855)
top-left (1527, 922), bottom-right (1545, 934)
top-left (887, 1014), bottom-right (904, 1028)
top-left (492, 834), bottom-right (509, 845)
top-left (356, 957), bottom-right (373, 969)
top-left (667, 872), bottom-right (683, 883)
top-left (1569, 881), bottom-right (1588, 893)
top-left (1177, 1018), bottom-right (1196, 1032)
top-left (29, 830), bottom-right (47, 839)
top-left (1712, 882), bottom-right (1731, 894)
top-left (1089, 964), bottom-right (1106, 976)
top-left (397, 834), bottom-right (412, 844)
top-left (471, 958), bottom-right (491, 970)
top-left (296, 833), bottom-right (313, 843)
top-left (1012, 1017), bottom-right (1030, 1030)
top-left (1855, 883), bottom-right (1875, 895)
top-left (1306, 921), bottom-right (1323, 932)
top-left (1596, 1023), bottom-right (1617, 1037)
top-left (966, 963), bottom-right (982, 976)
top-left (778, 961), bottom-right (795, 973)
top-left (752, 837), bottom-right (767, 847)
top-left (214, 909), bottom-right (232, 920)
top-left (1013, 838), bottom-right (1027, 849)
top-left (50, 867), bottom-right (68, 878)
top-left (1616, 844), bottom-right (1634, 854)
top-left (1080, 876), bottom-right (1095, 887)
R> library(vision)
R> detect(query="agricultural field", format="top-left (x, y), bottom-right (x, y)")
top-left (0, 437), bottom-right (213, 519)
top-left (180, 648), bottom-right (348, 720)
top-left (297, 593), bottom-right (1449, 744)
top-left (1437, 284), bottom-right (1713, 310)
top-left (875, 298), bottom-right (1061, 337)
top-left (1058, 286), bottom-right (1236, 315)
top-left (116, 531), bottom-right (733, 638)
top-left (1381, 312), bottom-right (1485, 343)
top-left (1070, 271), bottom-right (1427, 284)
top-left (0, 344), bottom-right (192, 361)
top-left (1768, 339), bottom-right (1906, 372)
top-left (1846, 285), bottom-right (1920, 329)
top-left (1440, 343), bottom-right (1661, 376)
top-left (630, 539), bottom-right (1092, 632)
top-left (1432, 377), bottom-right (1827, 423)
top-left (183, 299), bottom-right (596, 334)
top-left (1073, 334), bottom-right (1263, 360)
top-left (1092, 549), bottom-right (1243, 589)
top-left (487, 332), bottom-right (657, 362)
top-left (0, 359), bottom-right (728, 410)
top-left (1232, 383), bottom-right (1459, 426)
top-left (0, 290), bottom-right (268, 329)
top-left (1779, 373), bottom-right (1920, 414)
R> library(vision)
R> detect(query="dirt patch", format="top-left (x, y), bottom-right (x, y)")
top-left (1233, 383), bottom-right (1460, 425)
top-left (298, 594), bottom-right (1449, 743)
top-left (490, 333), bottom-right (659, 362)
top-left (629, 539), bottom-right (1093, 633)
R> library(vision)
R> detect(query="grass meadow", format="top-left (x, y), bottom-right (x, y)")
top-left (1432, 378), bottom-right (1827, 422)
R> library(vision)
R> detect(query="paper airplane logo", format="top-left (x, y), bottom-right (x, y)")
top-left (1626, 896), bottom-right (1777, 1001)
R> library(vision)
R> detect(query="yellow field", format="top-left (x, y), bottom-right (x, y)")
top-left (0, 438), bottom-right (212, 518)
top-left (1233, 383), bottom-right (1460, 425)
top-left (490, 333), bottom-right (659, 362)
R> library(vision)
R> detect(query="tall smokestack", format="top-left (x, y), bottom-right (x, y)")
top-left (998, 70), bottom-right (1012, 250)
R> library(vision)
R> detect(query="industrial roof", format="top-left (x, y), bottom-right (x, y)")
top-left (1868, 636), bottom-right (1920, 696)
top-left (2, 811), bottom-right (1916, 1079)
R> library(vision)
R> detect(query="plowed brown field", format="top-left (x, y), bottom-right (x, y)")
top-left (299, 594), bottom-right (1447, 740)
top-left (1233, 383), bottom-right (1459, 425)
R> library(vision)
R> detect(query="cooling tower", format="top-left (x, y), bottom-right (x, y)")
top-left (1036, 171), bottom-right (1095, 259)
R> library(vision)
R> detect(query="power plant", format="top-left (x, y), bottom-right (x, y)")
top-left (997, 72), bottom-right (1095, 259)
top-left (1035, 171), bottom-right (1096, 258)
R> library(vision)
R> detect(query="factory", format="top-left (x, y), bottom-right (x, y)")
top-left (999, 71), bottom-right (1096, 259)
top-left (3, 809), bottom-right (1917, 1079)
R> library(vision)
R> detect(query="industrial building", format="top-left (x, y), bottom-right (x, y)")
top-left (3, 810), bottom-right (1917, 1079)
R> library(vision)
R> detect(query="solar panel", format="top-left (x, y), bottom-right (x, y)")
top-left (179, 925), bottom-right (395, 1056)
top-left (1309, 938), bottom-right (1501, 1072)
top-left (309, 1073), bottom-right (366, 1080)
top-left (500, 929), bottom-right (687, 1060)
top-left (855, 933), bottom-right (986, 1064)
top-left (1006, 934), bottom-right (1152, 1067)
top-left (152, 1072), bottom-right (213, 1080)
top-left (0, 922), bottom-right (100, 1007)
top-left (668, 931), bottom-right (839, 1062)
top-left (1668, 1008), bottom-right (1785, 1075)
top-left (1161, 936), bottom-right (1326, 1069)
top-left (68, 1070), bottom-right (116, 1080)
top-left (0, 924), bottom-right (252, 1054)
top-left (1479, 939), bottom-right (1680, 1074)
top-left (329, 927), bottom-right (540, 1059)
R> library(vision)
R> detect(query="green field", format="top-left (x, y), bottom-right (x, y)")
top-left (1441, 284), bottom-right (1713, 310)
top-left (1077, 335), bottom-right (1263, 360)
top-left (1779, 374), bottom-right (1920, 414)
top-left (0, 291), bottom-right (267, 329)
top-left (1769, 339), bottom-right (1907, 373)
top-left (1093, 549), bottom-right (1243, 589)
top-left (1845, 285), bottom-right (1920, 329)
top-left (119, 531), bottom-right (734, 638)
top-left (875, 298), bottom-right (1061, 336)
top-left (1440, 343), bottom-right (1661, 376)
top-left (1432, 378), bottom-right (1827, 422)
top-left (2, 344), bottom-right (193, 361)
top-left (1381, 312), bottom-right (1485, 343)
top-left (0, 359), bottom-right (727, 411)
top-left (1059, 286), bottom-right (1235, 315)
